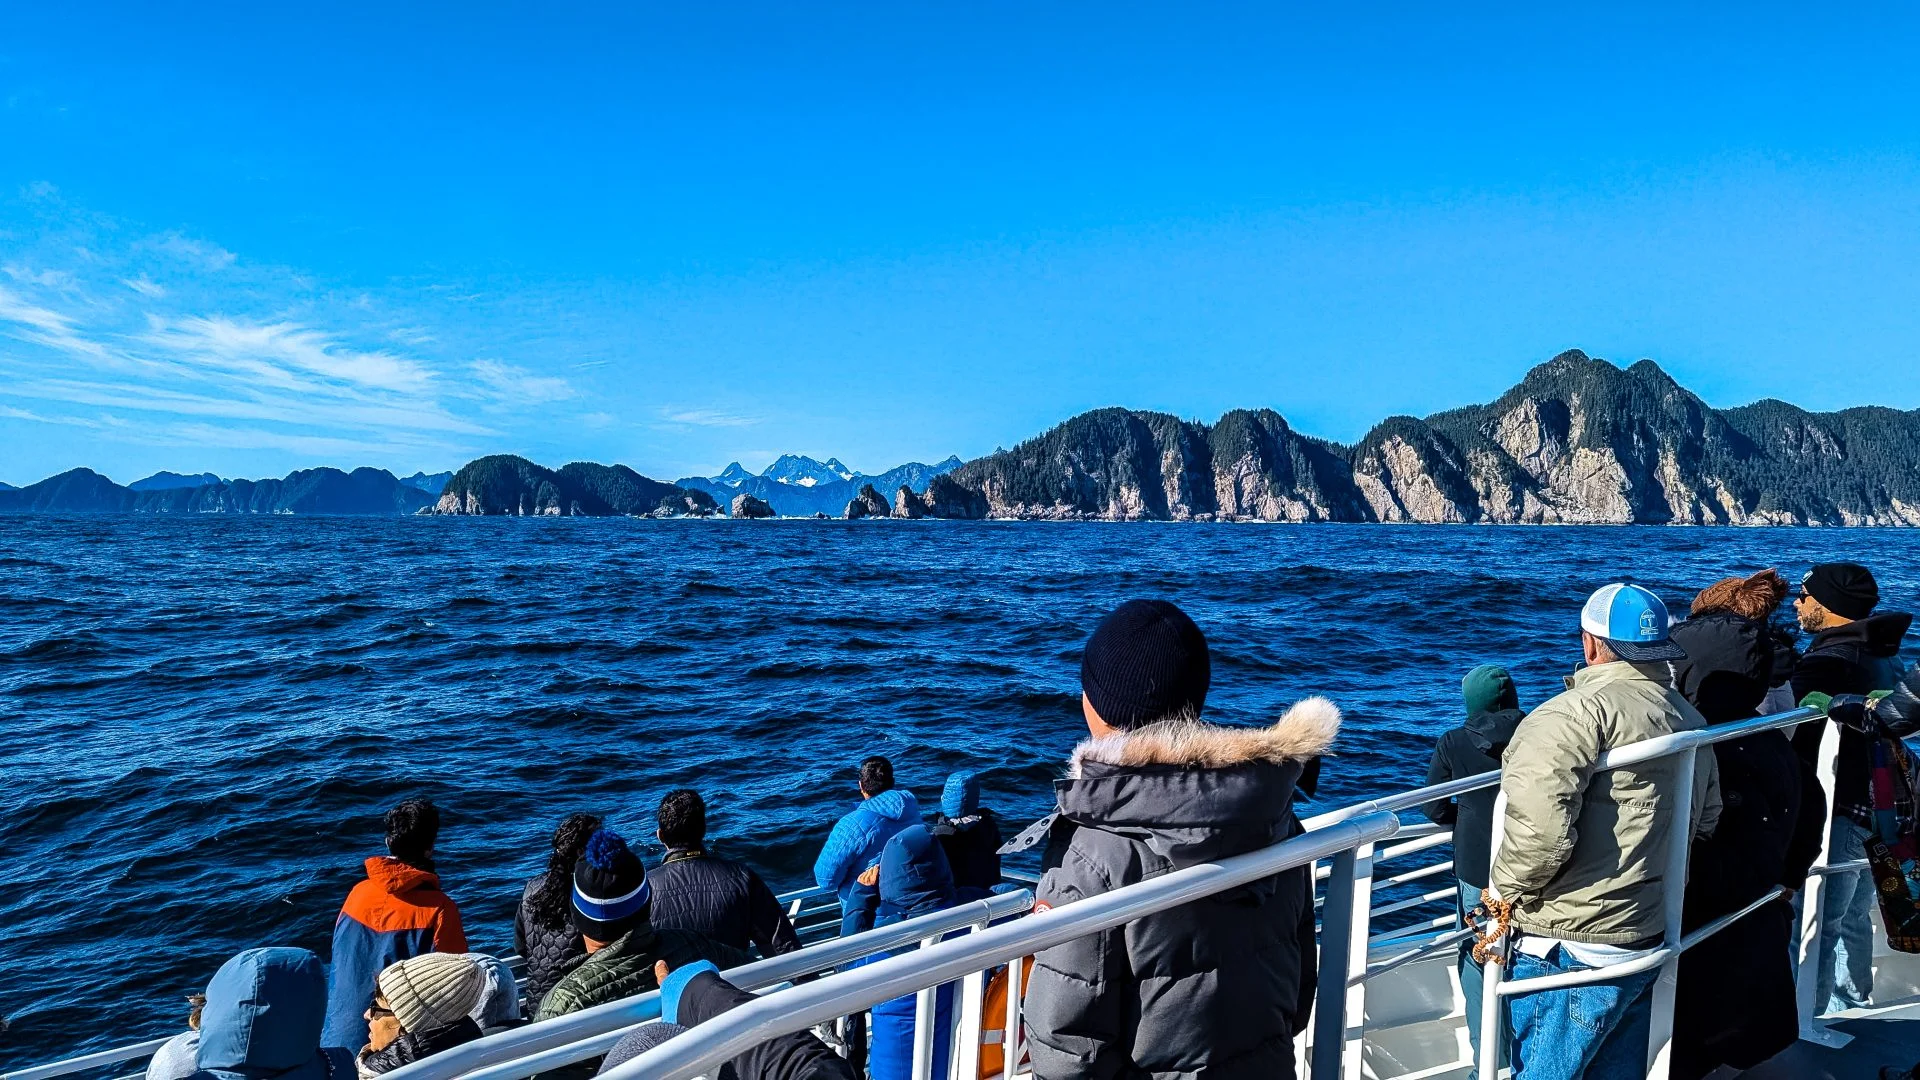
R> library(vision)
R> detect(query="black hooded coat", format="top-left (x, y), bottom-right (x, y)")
top-left (1668, 610), bottom-right (1827, 1079)
top-left (1790, 611), bottom-right (1912, 828)
top-left (1019, 699), bottom-right (1337, 1080)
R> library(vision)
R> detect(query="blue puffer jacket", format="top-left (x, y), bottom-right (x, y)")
top-left (813, 789), bottom-right (921, 914)
top-left (189, 948), bottom-right (355, 1080)
top-left (863, 826), bottom-right (959, 1080)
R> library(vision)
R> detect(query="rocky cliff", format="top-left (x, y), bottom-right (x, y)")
top-left (939, 350), bottom-right (1920, 524)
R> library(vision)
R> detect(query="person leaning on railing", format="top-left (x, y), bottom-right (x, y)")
top-left (1786, 561), bottom-right (1912, 1014)
top-left (1015, 598), bottom-right (1336, 1080)
top-left (1487, 583), bottom-right (1721, 1080)
top-left (1666, 571), bottom-right (1826, 1080)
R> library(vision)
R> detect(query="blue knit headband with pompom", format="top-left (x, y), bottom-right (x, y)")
top-left (585, 828), bottom-right (629, 869)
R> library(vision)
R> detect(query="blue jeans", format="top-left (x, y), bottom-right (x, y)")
top-left (1816, 818), bottom-right (1877, 1012)
top-left (1506, 945), bottom-right (1658, 1080)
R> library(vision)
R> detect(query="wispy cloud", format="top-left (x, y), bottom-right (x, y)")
top-left (656, 406), bottom-right (761, 428)
top-left (121, 275), bottom-right (166, 298)
top-left (144, 316), bottom-right (439, 394)
top-left (470, 359), bottom-right (574, 404)
top-left (138, 230), bottom-right (237, 270)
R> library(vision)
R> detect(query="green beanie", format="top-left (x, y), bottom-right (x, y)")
top-left (1462, 664), bottom-right (1518, 718)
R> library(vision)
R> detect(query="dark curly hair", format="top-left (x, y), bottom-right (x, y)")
top-left (657, 789), bottom-right (707, 850)
top-left (384, 798), bottom-right (440, 867)
top-left (530, 812), bottom-right (603, 928)
top-left (859, 755), bottom-right (894, 797)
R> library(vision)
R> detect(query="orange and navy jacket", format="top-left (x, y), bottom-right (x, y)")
top-left (321, 856), bottom-right (467, 1049)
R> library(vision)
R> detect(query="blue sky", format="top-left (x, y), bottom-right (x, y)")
top-left (4, 5), bottom-right (1920, 486)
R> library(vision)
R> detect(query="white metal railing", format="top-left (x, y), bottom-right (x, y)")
top-left (14, 701), bottom-right (1882, 1080)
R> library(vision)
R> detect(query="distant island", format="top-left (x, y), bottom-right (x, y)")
top-left (7, 350), bottom-right (1920, 525)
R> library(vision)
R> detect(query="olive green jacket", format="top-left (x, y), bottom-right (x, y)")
top-left (1490, 660), bottom-right (1722, 946)
top-left (534, 921), bottom-right (748, 1021)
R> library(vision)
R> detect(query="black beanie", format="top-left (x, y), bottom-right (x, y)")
top-left (1804, 563), bottom-right (1879, 621)
top-left (1079, 599), bottom-right (1210, 730)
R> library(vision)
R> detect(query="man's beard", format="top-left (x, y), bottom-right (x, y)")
top-left (1798, 607), bottom-right (1828, 633)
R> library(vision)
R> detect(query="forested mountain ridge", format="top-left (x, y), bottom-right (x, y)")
top-left (947, 350), bottom-right (1920, 524)
top-left (0, 467), bottom-right (436, 515)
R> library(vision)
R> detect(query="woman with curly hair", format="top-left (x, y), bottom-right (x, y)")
top-left (513, 812), bottom-right (602, 1005)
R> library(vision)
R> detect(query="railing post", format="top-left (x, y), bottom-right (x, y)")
top-left (949, 922), bottom-right (989, 1080)
top-left (1795, 718), bottom-right (1852, 1047)
top-left (1001, 954), bottom-right (1023, 1080)
top-left (1644, 744), bottom-right (1698, 1079)
top-left (911, 935), bottom-right (939, 1080)
top-left (1477, 790), bottom-right (1508, 1080)
top-left (1310, 846), bottom-right (1359, 1080)
top-left (1338, 842), bottom-right (1377, 1080)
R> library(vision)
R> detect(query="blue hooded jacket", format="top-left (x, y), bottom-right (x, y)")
top-left (190, 949), bottom-right (354, 1080)
top-left (812, 788), bottom-right (921, 907)
top-left (862, 826), bottom-right (959, 1080)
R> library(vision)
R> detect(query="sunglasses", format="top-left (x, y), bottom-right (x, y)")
top-left (366, 997), bottom-right (395, 1020)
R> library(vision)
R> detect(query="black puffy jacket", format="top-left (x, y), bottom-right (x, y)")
top-left (1790, 611), bottom-right (1912, 828)
top-left (514, 875), bottom-right (588, 1007)
top-left (356, 1017), bottom-right (483, 1077)
top-left (646, 850), bottom-right (801, 959)
top-left (1020, 700), bottom-right (1334, 1080)
top-left (930, 813), bottom-right (1002, 894)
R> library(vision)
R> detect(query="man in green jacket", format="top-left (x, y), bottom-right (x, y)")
top-left (1488, 583), bottom-right (1720, 1080)
top-left (536, 828), bottom-right (749, 1022)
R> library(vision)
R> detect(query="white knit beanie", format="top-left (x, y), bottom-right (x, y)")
top-left (377, 953), bottom-right (485, 1033)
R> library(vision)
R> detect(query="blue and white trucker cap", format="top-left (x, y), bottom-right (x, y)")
top-left (1579, 583), bottom-right (1687, 662)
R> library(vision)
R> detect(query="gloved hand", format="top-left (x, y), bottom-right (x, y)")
top-left (1800, 691), bottom-right (1833, 714)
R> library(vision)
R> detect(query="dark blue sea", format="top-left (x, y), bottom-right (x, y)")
top-left (5, 518), bottom-right (1920, 1067)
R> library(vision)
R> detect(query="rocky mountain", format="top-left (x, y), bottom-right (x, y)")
top-left (400, 471), bottom-right (454, 496)
top-left (0, 481), bottom-right (13, 491)
top-left (129, 471), bottom-right (224, 492)
top-left (844, 484), bottom-right (891, 519)
top-left (762, 454), bottom-right (856, 487)
top-left (949, 407), bottom-right (1363, 521)
top-left (940, 350), bottom-right (1920, 524)
top-left (677, 455), bottom-right (965, 517)
top-left (0, 467), bottom-right (436, 515)
top-left (432, 455), bottom-right (717, 516)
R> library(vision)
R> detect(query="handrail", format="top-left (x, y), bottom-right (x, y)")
top-left (379, 888), bottom-right (1033, 1080)
top-left (3, 1038), bottom-right (172, 1080)
top-left (602, 811), bottom-right (1402, 1080)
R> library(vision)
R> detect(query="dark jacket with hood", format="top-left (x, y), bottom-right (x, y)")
top-left (190, 948), bottom-right (355, 1080)
top-left (534, 915), bottom-right (751, 1022)
top-left (514, 874), bottom-right (589, 1007)
top-left (642, 961), bottom-right (854, 1080)
top-left (355, 1018), bottom-right (482, 1077)
top-left (1790, 611), bottom-right (1912, 828)
top-left (647, 849), bottom-right (801, 959)
top-left (1669, 610), bottom-right (1827, 1078)
top-left (1022, 698), bottom-right (1338, 1080)
top-left (1420, 666), bottom-right (1525, 891)
top-left (930, 772), bottom-right (1003, 894)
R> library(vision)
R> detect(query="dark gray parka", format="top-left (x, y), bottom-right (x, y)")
top-left (1020, 698), bottom-right (1339, 1080)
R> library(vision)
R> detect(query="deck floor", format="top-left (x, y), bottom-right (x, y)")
top-left (1711, 1005), bottom-right (1920, 1079)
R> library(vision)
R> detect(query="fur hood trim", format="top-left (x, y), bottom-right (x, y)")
top-left (1068, 697), bottom-right (1340, 778)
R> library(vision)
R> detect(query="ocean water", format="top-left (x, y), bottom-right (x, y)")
top-left (4, 517), bottom-right (1920, 1066)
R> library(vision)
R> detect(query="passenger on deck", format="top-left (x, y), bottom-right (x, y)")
top-left (466, 952), bottom-right (524, 1034)
top-left (143, 993), bottom-right (206, 1080)
top-left (535, 828), bottom-right (749, 1023)
top-left (1020, 599), bottom-right (1330, 1080)
top-left (595, 959), bottom-right (855, 1080)
top-left (812, 756), bottom-right (921, 938)
top-left (187, 948), bottom-right (355, 1080)
top-left (855, 824), bottom-right (963, 1080)
top-left (356, 952), bottom-right (487, 1077)
top-left (515, 812), bottom-right (603, 1005)
top-left (646, 789), bottom-right (802, 958)
top-left (323, 799), bottom-right (468, 1051)
top-left (1788, 561), bottom-right (1912, 1013)
top-left (1488, 583), bottom-right (1719, 1080)
top-left (929, 771), bottom-right (1002, 894)
top-left (1668, 570), bottom-right (1826, 1080)
top-left (1419, 663), bottom-right (1525, 1076)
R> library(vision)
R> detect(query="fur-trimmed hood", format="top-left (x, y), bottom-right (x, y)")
top-left (1067, 697), bottom-right (1340, 777)
top-left (1053, 698), bottom-right (1340, 868)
